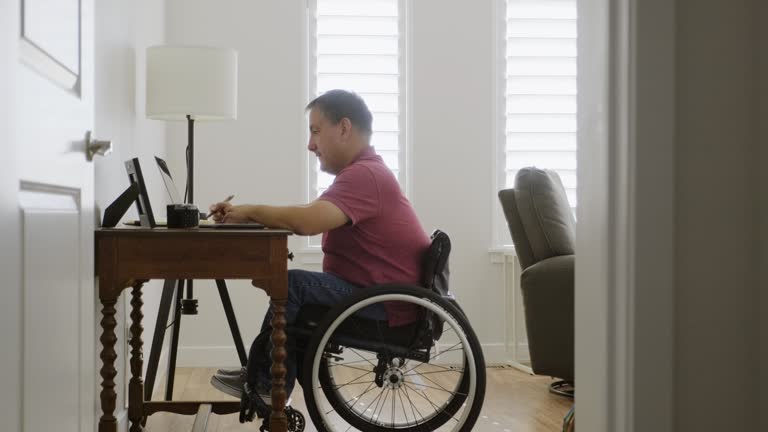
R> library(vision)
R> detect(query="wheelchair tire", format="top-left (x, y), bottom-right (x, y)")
top-left (302, 285), bottom-right (486, 432)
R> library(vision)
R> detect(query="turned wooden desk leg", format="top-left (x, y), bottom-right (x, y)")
top-left (129, 282), bottom-right (146, 431)
top-left (269, 298), bottom-right (288, 432)
top-left (99, 297), bottom-right (118, 432)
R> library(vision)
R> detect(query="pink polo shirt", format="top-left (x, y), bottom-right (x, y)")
top-left (319, 146), bottom-right (430, 327)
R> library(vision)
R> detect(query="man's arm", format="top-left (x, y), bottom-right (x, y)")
top-left (222, 199), bottom-right (349, 236)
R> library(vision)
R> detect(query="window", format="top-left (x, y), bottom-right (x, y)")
top-left (308, 0), bottom-right (406, 200)
top-left (497, 0), bottom-right (577, 246)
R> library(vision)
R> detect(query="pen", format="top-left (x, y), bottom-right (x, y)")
top-left (207, 195), bottom-right (235, 220)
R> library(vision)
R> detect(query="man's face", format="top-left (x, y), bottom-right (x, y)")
top-left (307, 108), bottom-right (345, 175)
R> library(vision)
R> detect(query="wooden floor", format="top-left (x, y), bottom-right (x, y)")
top-left (145, 367), bottom-right (572, 432)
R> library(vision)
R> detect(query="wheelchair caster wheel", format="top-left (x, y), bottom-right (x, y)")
top-left (254, 407), bottom-right (304, 432)
top-left (287, 407), bottom-right (306, 432)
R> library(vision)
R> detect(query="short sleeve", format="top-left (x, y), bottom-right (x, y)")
top-left (319, 165), bottom-right (380, 225)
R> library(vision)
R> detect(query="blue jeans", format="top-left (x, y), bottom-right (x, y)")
top-left (249, 269), bottom-right (387, 395)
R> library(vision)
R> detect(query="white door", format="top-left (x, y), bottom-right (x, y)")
top-left (15, 1), bottom-right (98, 431)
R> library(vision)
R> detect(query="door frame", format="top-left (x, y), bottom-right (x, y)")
top-left (0, 0), bottom-right (22, 430)
top-left (576, 0), bottom-right (676, 431)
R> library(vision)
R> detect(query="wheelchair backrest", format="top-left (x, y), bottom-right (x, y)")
top-left (421, 229), bottom-right (452, 299)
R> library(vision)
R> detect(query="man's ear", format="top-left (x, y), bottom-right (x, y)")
top-left (339, 117), bottom-right (352, 137)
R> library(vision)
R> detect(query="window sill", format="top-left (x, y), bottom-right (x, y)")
top-left (297, 247), bottom-right (517, 265)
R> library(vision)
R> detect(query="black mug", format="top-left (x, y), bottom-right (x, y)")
top-left (167, 204), bottom-right (200, 228)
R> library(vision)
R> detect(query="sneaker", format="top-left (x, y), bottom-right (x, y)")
top-left (210, 373), bottom-right (291, 406)
top-left (210, 373), bottom-right (244, 398)
top-left (215, 367), bottom-right (244, 377)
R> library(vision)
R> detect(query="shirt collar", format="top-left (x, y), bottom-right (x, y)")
top-left (351, 145), bottom-right (377, 164)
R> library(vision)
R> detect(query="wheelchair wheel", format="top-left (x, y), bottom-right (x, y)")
top-left (302, 285), bottom-right (485, 432)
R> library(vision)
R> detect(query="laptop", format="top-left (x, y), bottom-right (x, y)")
top-left (124, 156), bottom-right (264, 229)
top-left (155, 156), bottom-right (265, 229)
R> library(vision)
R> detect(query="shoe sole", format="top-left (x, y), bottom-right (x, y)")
top-left (210, 375), bottom-right (243, 398)
top-left (215, 367), bottom-right (243, 377)
top-left (210, 375), bottom-right (291, 406)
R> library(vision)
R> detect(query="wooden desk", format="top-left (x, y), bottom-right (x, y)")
top-left (95, 227), bottom-right (292, 432)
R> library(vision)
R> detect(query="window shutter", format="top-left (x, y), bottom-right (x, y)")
top-left (312, 0), bottom-right (402, 198)
top-left (505, 0), bottom-right (577, 208)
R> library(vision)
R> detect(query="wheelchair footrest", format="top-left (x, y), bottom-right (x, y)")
top-left (238, 384), bottom-right (305, 432)
top-left (239, 383), bottom-right (270, 423)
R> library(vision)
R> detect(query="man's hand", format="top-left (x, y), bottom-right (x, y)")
top-left (220, 205), bottom-right (253, 223)
top-left (208, 201), bottom-right (233, 223)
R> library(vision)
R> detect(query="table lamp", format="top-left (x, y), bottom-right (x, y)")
top-left (146, 45), bottom-right (238, 314)
top-left (146, 45), bottom-right (238, 207)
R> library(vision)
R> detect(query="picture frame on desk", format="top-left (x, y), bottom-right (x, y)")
top-left (101, 157), bottom-right (157, 228)
top-left (124, 157), bottom-right (156, 228)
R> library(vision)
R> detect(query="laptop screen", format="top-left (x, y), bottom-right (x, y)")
top-left (154, 156), bottom-right (183, 204)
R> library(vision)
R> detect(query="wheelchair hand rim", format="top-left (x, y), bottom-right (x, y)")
top-left (310, 292), bottom-right (478, 431)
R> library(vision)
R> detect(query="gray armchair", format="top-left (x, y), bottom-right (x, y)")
top-left (498, 167), bottom-right (574, 395)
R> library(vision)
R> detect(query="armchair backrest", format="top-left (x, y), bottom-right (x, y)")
top-left (498, 167), bottom-right (575, 270)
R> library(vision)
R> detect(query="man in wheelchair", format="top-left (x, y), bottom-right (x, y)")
top-left (209, 90), bottom-right (485, 431)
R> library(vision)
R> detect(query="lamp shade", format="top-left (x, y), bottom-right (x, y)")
top-left (146, 45), bottom-right (238, 121)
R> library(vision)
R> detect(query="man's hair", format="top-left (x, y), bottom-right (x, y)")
top-left (306, 90), bottom-right (373, 137)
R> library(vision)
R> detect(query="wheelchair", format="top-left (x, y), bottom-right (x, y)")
top-left (240, 230), bottom-right (487, 432)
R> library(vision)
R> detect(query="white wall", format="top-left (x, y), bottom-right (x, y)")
top-left (164, 0), bottom-right (510, 366)
top-left (94, 0), bottom-right (166, 422)
top-left (164, 0), bottom-right (310, 366)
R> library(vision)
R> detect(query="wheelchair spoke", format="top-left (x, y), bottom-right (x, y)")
top-left (404, 380), bottom-right (466, 396)
top-left (433, 342), bottom-right (462, 358)
top-left (403, 383), bottom-right (455, 420)
top-left (402, 344), bottom-right (460, 375)
top-left (396, 387), bottom-right (411, 426)
top-left (365, 384), bottom-right (388, 420)
top-left (402, 383), bottom-right (428, 425)
top-left (406, 362), bottom-right (464, 374)
top-left (403, 382), bottom-right (462, 425)
top-left (404, 367), bottom-right (464, 376)
top-left (329, 362), bottom-right (375, 374)
top-left (328, 362), bottom-right (373, 384)
top-left (331, 358), bottom-right (375, 368)
top-left (370, 387), bottom-right (388, 423)
top-left (436, 346), bottom-right (467, 356)
top-left (412, 371), bottom-right (453, 395)
top-left (332, 379), bottom-right (377, 391)
top-left (324, 379), bottom-right (375, 416)
top-left (347, 348), bottom-right (378, 368)
top-left (340, 380), bottom-right (379, 412)
top-left (441, 325), bottom-right (455, 336)
top-left (391, 386), bottom-right (396, 428)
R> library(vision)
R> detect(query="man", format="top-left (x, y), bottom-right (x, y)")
top-left (208, 89), bottom-right (431, 403)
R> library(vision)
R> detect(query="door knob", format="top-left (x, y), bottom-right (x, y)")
top-left (85, 130), bottom-right (113, 161)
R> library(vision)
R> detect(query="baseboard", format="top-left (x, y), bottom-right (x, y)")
top-left (506, 342), bottom-right (531, 363)
top-left (479, 342), bottom-right (507, 365)
top-left (178, 343), bottom-right (513, 368)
